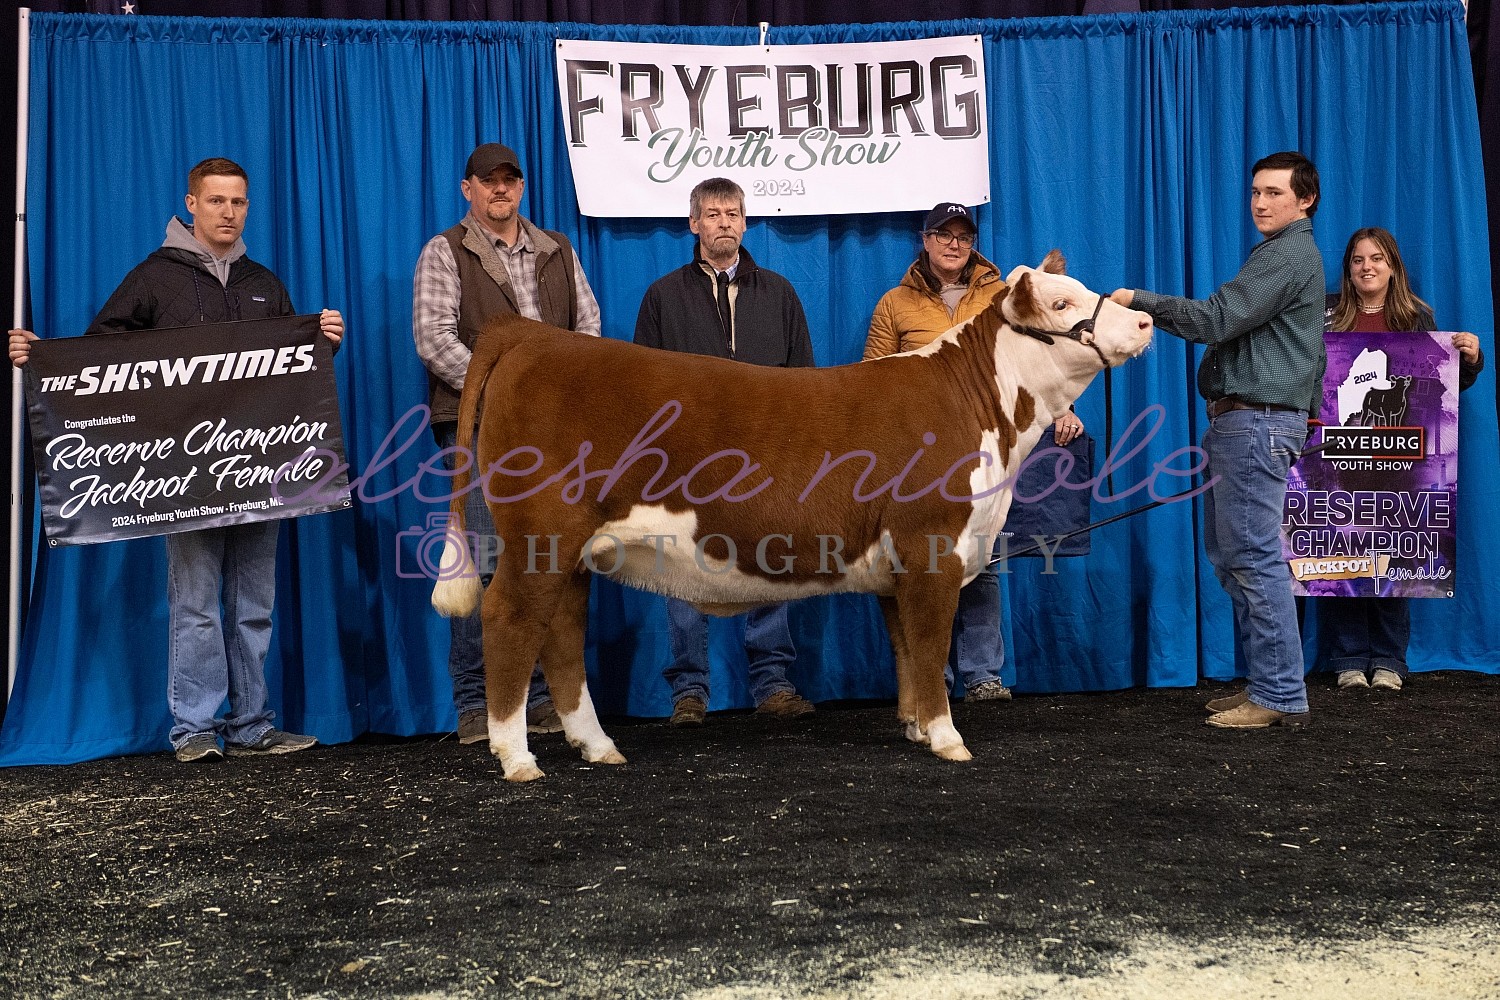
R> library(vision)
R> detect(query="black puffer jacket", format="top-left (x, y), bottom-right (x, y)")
top-left (87, 247), bottom-right (293, 335)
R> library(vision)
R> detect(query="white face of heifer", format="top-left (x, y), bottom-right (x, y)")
top-left (941, 253), bottom-right (1154, 590)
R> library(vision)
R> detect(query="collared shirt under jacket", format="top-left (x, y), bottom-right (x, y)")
top-left (633, 247), bottom-right (814, 368)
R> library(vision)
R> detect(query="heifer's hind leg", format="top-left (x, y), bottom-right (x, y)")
top-left (539, 571), bottom-right (625, 767)
top-left (891, 571), bottom-right (971, 762)
top-left (481, 571), bottom-right (567, 782)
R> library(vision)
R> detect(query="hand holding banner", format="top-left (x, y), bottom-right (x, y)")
top-left (23, 315), bottom-right (351, 546)
top-left (1282, 331), bottom-right (1460, 598)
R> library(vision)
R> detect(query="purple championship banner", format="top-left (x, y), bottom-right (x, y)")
top-left (23, 315), bottom-right (351, 546)
top-left (1282, 331), bottom-right (1460, 598)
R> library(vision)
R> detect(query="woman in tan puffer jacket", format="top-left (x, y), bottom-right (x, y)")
top-left (863, 249), bottom-right (1006, 358)
top-left (861, 203), bottom-right (1084, 704)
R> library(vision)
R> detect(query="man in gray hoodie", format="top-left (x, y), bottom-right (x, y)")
top-left (9, 156), bottom-right (344, 762)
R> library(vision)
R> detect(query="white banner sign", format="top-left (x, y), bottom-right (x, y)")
top-left (555, 36), bottom-right (990, 218)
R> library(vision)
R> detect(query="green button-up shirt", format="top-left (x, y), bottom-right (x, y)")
top-left (1133, 217), bottom-right (1326, 414)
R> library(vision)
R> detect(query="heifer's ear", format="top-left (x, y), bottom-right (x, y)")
top-left (1004, 272), bottom-right (1047, 326)
top-left (1040, 250), bottom-right (1067, 275)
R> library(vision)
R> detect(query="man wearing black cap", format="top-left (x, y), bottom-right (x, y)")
top-left (633, 176), bottom-right (816, 727)
top-left (412, 142), bottom-right (602, 745)
top-left (862, 201), bottom-right (1085, 706)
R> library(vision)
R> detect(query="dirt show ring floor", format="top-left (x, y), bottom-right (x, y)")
top-left (1, 673), bottom-right (1496, 999)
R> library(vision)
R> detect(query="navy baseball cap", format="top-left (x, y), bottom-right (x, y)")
top-left (923, 202), bottom-right (977, 233)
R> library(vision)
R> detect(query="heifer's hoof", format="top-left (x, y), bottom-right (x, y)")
top-left (931, 742), bottom-right (973, 762)
top-left (493, 748), bottom-right (544, 782)
top-left (580, 739), bottom-right (626, 765)
top-left (590, 748), bottom-right (627, 766)
top-left (903, 721), bottom-right (930, 745)
top-left (504, 763), bottom-right (546, 782)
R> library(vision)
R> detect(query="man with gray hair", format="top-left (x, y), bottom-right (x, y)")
top-left (633, 177), bottom-right (816, 726)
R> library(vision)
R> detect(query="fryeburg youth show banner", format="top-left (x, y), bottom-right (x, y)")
top-left (1282, 331), bottom-right (1461, 599)
top-left (555, 36), bottom-right (989, 217)
top-left (23, 316), bottom-right (351, 546)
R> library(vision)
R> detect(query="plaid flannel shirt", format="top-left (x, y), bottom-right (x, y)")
top-left (412, 213), bottom-right (600, 392)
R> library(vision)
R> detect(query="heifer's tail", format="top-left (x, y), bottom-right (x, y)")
top-left (430, 321), bottom-right (517, 618)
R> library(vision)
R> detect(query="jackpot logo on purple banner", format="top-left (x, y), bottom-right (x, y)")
top-left (1282, 331), bottom-right (1460, 598)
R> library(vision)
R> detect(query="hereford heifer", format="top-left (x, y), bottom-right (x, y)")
top-left (432, 252), bottom-right (1153, 781)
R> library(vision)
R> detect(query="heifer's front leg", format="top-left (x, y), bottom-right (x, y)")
top-left (539, 571), bottom-right (625, 768)
top-left (877, 596), bottom-right (920, 735)
top-left (891, 571), bottom-right (970, 762)
top-left (480, 578), bottom-right (556, 782)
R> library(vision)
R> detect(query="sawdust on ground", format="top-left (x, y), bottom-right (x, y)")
top-left (688, 925), bottom-right (1500, 1000)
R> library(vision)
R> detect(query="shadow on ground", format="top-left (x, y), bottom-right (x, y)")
top-left (1, 673), bottom-right (1496, 998)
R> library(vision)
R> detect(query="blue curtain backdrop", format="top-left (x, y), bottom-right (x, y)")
top-left (3, 2), bottom-right (1495, 765)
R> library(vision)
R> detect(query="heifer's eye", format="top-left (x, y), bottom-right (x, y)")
top-left (1052, 299), bottom-right (1069, 311)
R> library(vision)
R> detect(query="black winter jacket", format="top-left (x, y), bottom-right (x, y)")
top-left (87, 247), bottom-right (294, 335)
top-left (633, 248), bottom-right (814, 368)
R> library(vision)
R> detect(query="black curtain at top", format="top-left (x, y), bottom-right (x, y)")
top-left (28, 0), bottom-right (1428, 20)
top-left (43, 0), bottom-right (1091, 21)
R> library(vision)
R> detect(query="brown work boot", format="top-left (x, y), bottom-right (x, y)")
top-left (670, 696), bottom-right (706, 727)
top-left (1204, 690), bottom-right (1250, 714)
top-left (458, 708), bottom-right (488, 745)
top-left (1206, 701), bottom-right (1310, 729)
top-left (756, 690), bottom-right (815, 719)
top-left (526, 700), bottom-right (563, 734)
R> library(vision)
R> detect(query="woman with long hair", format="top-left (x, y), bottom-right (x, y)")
top-left (1320, 227), bottom-right (1484, 690)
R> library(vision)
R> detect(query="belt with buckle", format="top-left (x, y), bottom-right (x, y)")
top-left (1206, 396), bottom-right (1302, 419)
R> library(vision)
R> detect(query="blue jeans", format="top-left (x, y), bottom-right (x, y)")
top-left (1321, 597), bottom-right (1410, 678)
top-left (662, 598), bottom-right (796, 706)
top-left (1202, 408), bottom-right (1309, 713)
top-left (437, 424), bottom-right (549, 715)
top-left (946, 561), bottom-right (1004, 693)
top-left (166, 521), bottom-right (280, 748)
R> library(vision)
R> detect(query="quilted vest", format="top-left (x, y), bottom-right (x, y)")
top-left (428, 222), bottom-right (577, 427)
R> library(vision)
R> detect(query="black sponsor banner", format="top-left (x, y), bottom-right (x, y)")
top-left (24, 315), bottom-right (351, 546)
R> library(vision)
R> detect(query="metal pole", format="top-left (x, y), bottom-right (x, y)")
top-left (9, 8), bottom-right (31, 701)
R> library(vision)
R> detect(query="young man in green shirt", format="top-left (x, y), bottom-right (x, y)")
top-left (1112, 151), bottom-right (1325, 729)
